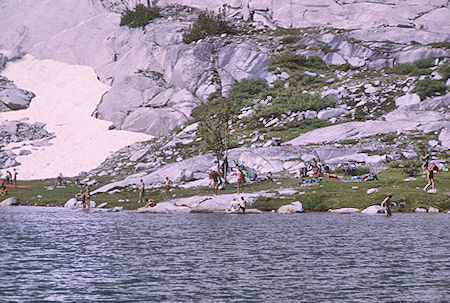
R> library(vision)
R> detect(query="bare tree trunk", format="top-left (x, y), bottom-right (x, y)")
top-left (147, 0), bottom-right (151, 7)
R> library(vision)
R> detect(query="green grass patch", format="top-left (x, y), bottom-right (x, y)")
top-left (269, 53), bottom-right (327, 72)
top-left (252, 168), bottom-right (450, 212)
top-left (4, 167), bottom-right (449, 213)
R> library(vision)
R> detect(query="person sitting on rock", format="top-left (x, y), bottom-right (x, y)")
top-left (144, 198), bottom-right (156, 208)
top-left (0, 183), bottom-right (7, 196)
top-left (55, 173), bottom-right (63, 186)
top-left (227, 198), bottom-right (241, 213)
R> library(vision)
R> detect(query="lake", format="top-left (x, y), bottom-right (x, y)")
top-left (0, 206), bottom-right (449, 302)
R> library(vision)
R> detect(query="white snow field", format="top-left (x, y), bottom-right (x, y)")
top-left (0, 55), bottom-right (151, 180)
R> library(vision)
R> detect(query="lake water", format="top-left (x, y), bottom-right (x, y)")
top-left (0, 206), bottom-right (449, 302)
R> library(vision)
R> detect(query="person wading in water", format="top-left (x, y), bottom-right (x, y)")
top-left (380, 194), bottom-right (397, 216)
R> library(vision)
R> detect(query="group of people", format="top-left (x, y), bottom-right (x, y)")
top-left (139, 176), bottom-right (172, 208)
top-left (75, 184), bottom-right (91, 209)
top-left (227, 196), bottom-right (248, 213)
top-left (208, 165), bottom-right (246, 195)
top-left (1, 169), bottom-right (18, 188)
top-left (298, 159), bottom-right (331, 178)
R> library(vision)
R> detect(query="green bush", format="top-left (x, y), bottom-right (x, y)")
top-left (227, 78), bottom-right (268, 101)
top-left (282, 35), bottom-right (301, 44)
top-left (120, 4), bottom-right (160, 28)
top-left (437, 64), bottom-right (450, 81)
top-left (386, 58), bottom-right (436, 76)
top-left (413, 58), bottom-right (435, 69)
top-left (389, 160), bottom-right (421, 176)
top-left (269, 53), bottom-right (327, 71)
top-left (386, 63), bottom-right (413, 75)
top-left (401, 160), bottom-right (421, 176)
top-left (412, 79), bottom-right (447, 100)
top-left (182, 10), bottom-right (237, 44)
top-left (409, 68), bottom-right (432, 76)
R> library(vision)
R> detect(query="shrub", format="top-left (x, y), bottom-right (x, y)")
top-left (269, 53), bottom-right (327, 71)
top-left (437, 64), bottom-right (450, 81)
top-left (386, 58), bottom-right (436, 76)
top-left (227, 78), bottom-right (268, 101)
top-left (386, 63), bottom-right (413, 75)
top-left (409, 68), bottom-right (432, 76)
top-left (413, 58), bottom-right (434, 69)
top-left (120, 4), bottom-right (160, 28)
top-left (412, 79), bottom-right (447, 100)
top-left (182, 10), bottom-right (237, 44)
top-left (400, 160), bottom-right (421, 176)
top-left (282, 35), bottom-right (301, 44)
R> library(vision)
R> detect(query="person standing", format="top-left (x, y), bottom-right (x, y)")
top-left (237, 167), bottom-right (245, 194)
top-left (164, 176), bottom-right (172, 199)
top-left (13, 169), bottom-right (18, 188)
top-left (420, 152), bottom-right (431, 173)
top-left (380, 194), bottom-right (397, 216)
top-left (6, 170), bottom-right (11, 184)
top-left (240, 196), bottom-right (248, 213)
top-left (209, 170), bottom-right (220, 195)
top-left (423, 162), bottom-right (438, 191)
top-left (85, 184), bottom-right (91, 209)
top-left (139, 179), bottom-right (145, 203)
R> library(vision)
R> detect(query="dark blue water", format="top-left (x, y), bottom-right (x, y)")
top-left (0, 207), bottom-right (449, 302)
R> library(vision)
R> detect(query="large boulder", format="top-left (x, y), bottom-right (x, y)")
top-left (278, 201), bottom-right (304, 214)
top-left (395, 93), bottom-right (421, 107)
top-left (0, 88), bottom-right (34, 110)
top-left (318, 108), bottom-right (349, 120)
top-left (0, 197), bottom-right (19, 206)
top-left (361, 205), bottom-right (383, 214)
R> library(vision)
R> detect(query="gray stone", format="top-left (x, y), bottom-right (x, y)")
top-left (395, 93), bottom-right (421, 107)
top-left (278, 201), bottom-right (304, 214)
top-left (0, 197), bottom-right (19, 206)
top-left (318, 108), bottom-right (349, 120)
top-left (304, 110), bottom-right (318, 120)
top-left (402, 150), bottom-right (418, 159)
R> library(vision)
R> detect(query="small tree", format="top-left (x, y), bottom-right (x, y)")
top-left (197, 99), bottom-right (230, 179)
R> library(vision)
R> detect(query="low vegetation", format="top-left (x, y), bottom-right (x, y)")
top-left (412, 79), bottom-right (447, 100)
top-left (8, 166), bottom-right (449, 213)
top-left (120, 4), bottom-right (160, 28)
top-left (385, 58), bottom-right (435, 76)
top-left (182, 9), bottom-right (237, 44)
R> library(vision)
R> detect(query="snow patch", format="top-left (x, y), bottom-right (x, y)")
top-left (0, 55), bottom-right (151, 179)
